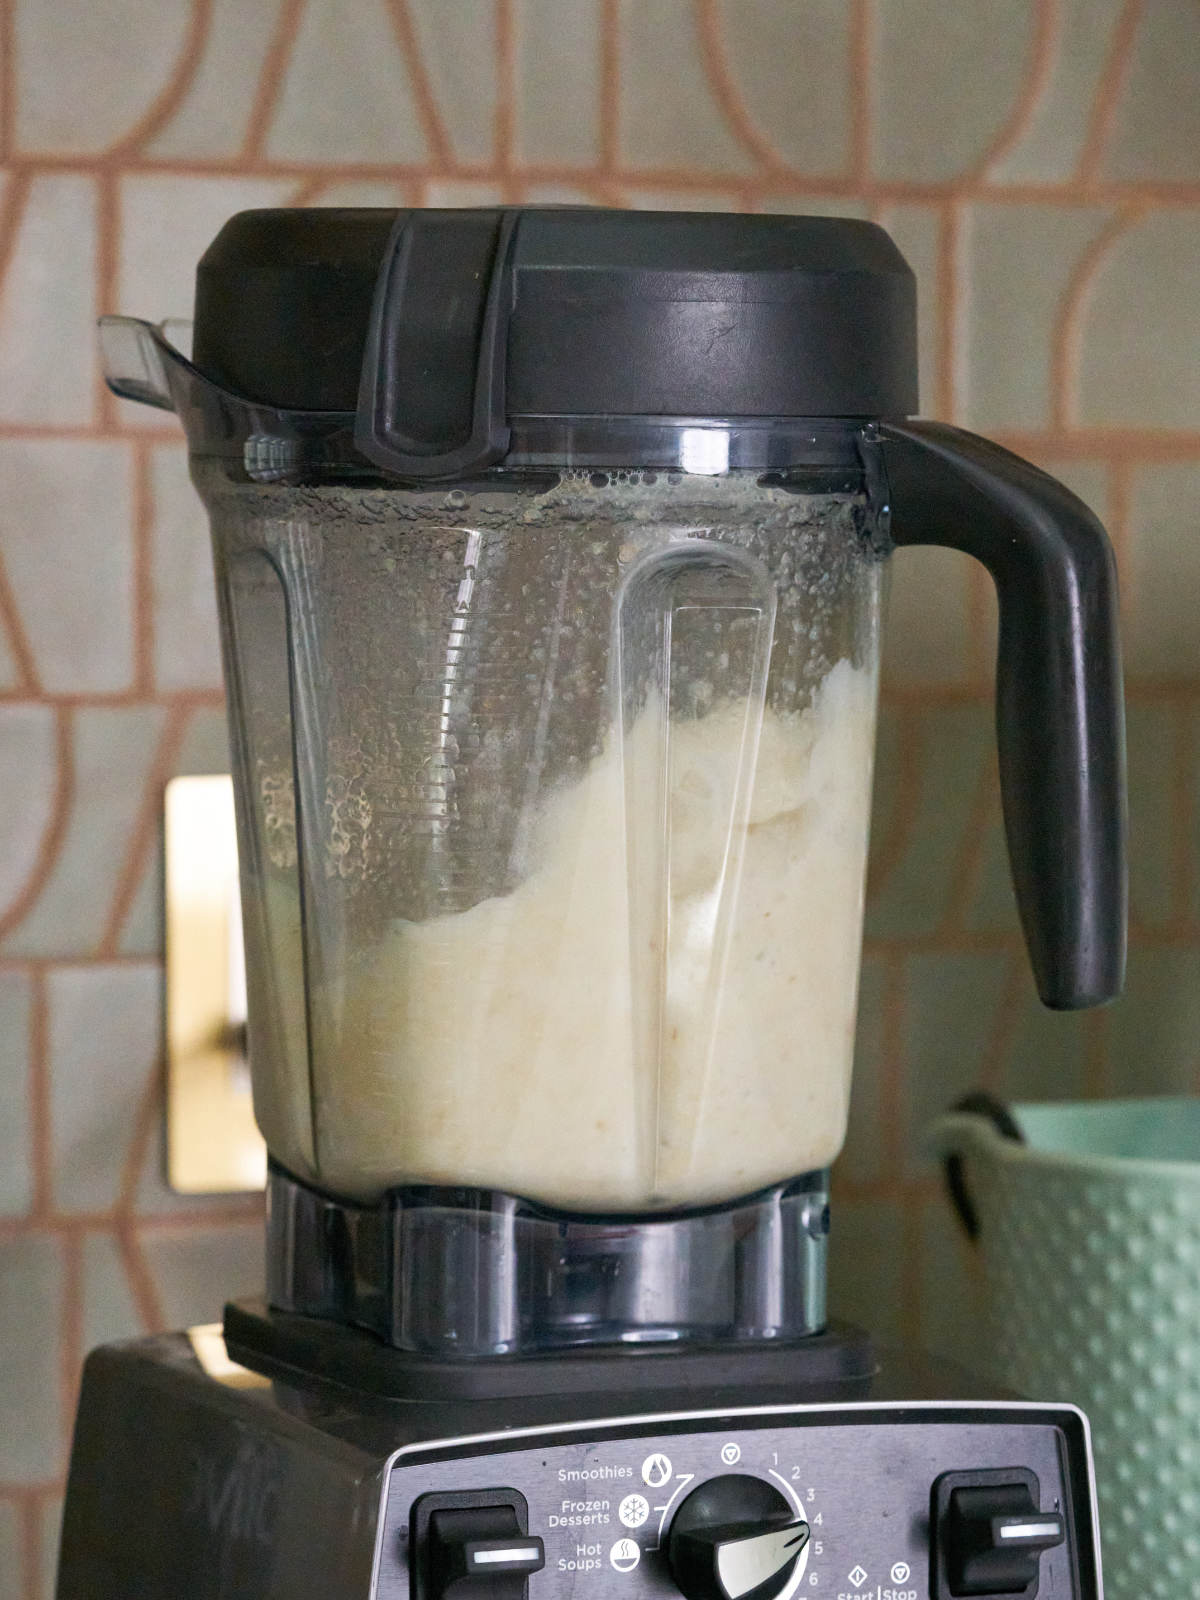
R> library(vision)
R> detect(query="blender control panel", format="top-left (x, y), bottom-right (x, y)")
top-left (372, 1407), bottom-right (1095, 1600)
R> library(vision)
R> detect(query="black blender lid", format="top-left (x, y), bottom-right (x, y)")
top-left (193, 206), bottom-right (917, 481)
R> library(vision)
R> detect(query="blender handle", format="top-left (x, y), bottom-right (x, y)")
top-left (876, 420), bottom-right (1127, 1009)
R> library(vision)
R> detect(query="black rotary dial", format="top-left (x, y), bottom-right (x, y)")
top-left (665, 1475), bottom-right (810, 1600)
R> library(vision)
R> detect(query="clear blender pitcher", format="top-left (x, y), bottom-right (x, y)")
top-left (103, 207), bottom-right (1125, 1355)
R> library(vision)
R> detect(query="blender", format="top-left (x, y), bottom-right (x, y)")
top-left (58, 208), bottom-right (1124, 1600)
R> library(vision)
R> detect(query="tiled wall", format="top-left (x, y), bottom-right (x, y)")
top-left (2, 1), bottom-right (1199, 1592)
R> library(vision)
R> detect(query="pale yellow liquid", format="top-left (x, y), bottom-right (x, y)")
top-left (299, 657), bottom-right (878, 1209)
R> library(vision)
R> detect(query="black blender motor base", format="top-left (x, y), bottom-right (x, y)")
top-left (223, 1298), bottom-right (877, 1406)
top-left (58, 1326), bottom-right (1101, 1600)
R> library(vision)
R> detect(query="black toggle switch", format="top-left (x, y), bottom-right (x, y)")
top-left (456, 1536), bottom-right (546, 1580)
top-left (413, 1490), bottom-right (544, 1600)
top-left (931, 1469), bottom-right (1065, 1598)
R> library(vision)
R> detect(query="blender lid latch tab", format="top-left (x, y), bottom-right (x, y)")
top-left (355, 208), bottom-right (519, 482)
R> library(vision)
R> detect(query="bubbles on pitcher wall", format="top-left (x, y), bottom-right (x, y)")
top-left (325, 737), bottom-right (374, 881)
top-left (558, 466), bottom-right (658, 491)
top-left (221, 469), bottom-right (880, 920)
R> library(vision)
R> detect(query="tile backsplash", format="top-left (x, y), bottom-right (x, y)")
top-left (2, 3), bottom-right (1200, 1594)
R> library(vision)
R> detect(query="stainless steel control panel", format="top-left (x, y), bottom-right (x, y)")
top-left (373, 1403), bottom-right (1096, 1600)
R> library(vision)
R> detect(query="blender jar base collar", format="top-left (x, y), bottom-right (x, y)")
top-left (266, 1165), bottom-right (831, 1358)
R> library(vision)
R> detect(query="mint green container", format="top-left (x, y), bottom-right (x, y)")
top-left (932, 1098), bottom-right (1200, 1600)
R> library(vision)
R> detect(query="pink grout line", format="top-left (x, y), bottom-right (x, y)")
top-left (20, 1494), bottom-right (41, 1600)
top-left (386, 0), bottom-right (454, 168)
top-left (849, 0), bottom-right (873, 185)
top-left (94, 169), bottom-right (119, 431)
top-left (1076, 0), bottom-right (1144, 185)
top-left (58, 1229), bottom-right (84, 1452)
top-left (5, 148), bottom-right (1200, 203)
top-left (115, 1221), bottom-right (167, 1335)
top-left (29, 965), bottom-right (51, 1223)
top-left (0, 0), bottom-right (14, 165)
top-left (969, 0), bottom-right (1059, 183)
top-left (239, 0), bottom-right (306, 162)
top-left (495, 0), bottom-right (517, 197)
top-left (0, 709), bottom-right (75, 947)
top-left (936, 199), bottom-right (963, 423)
top-left (108, 0), bottom-right (214, 158)
top-left (692, 0), bottom-right (781, 174)
top-left (96, 703), bottom-right (194, 958)
top-left (598, 0), bottom-right (619, 178)
top-left (1051, 205), bottom-right (1143, 431)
